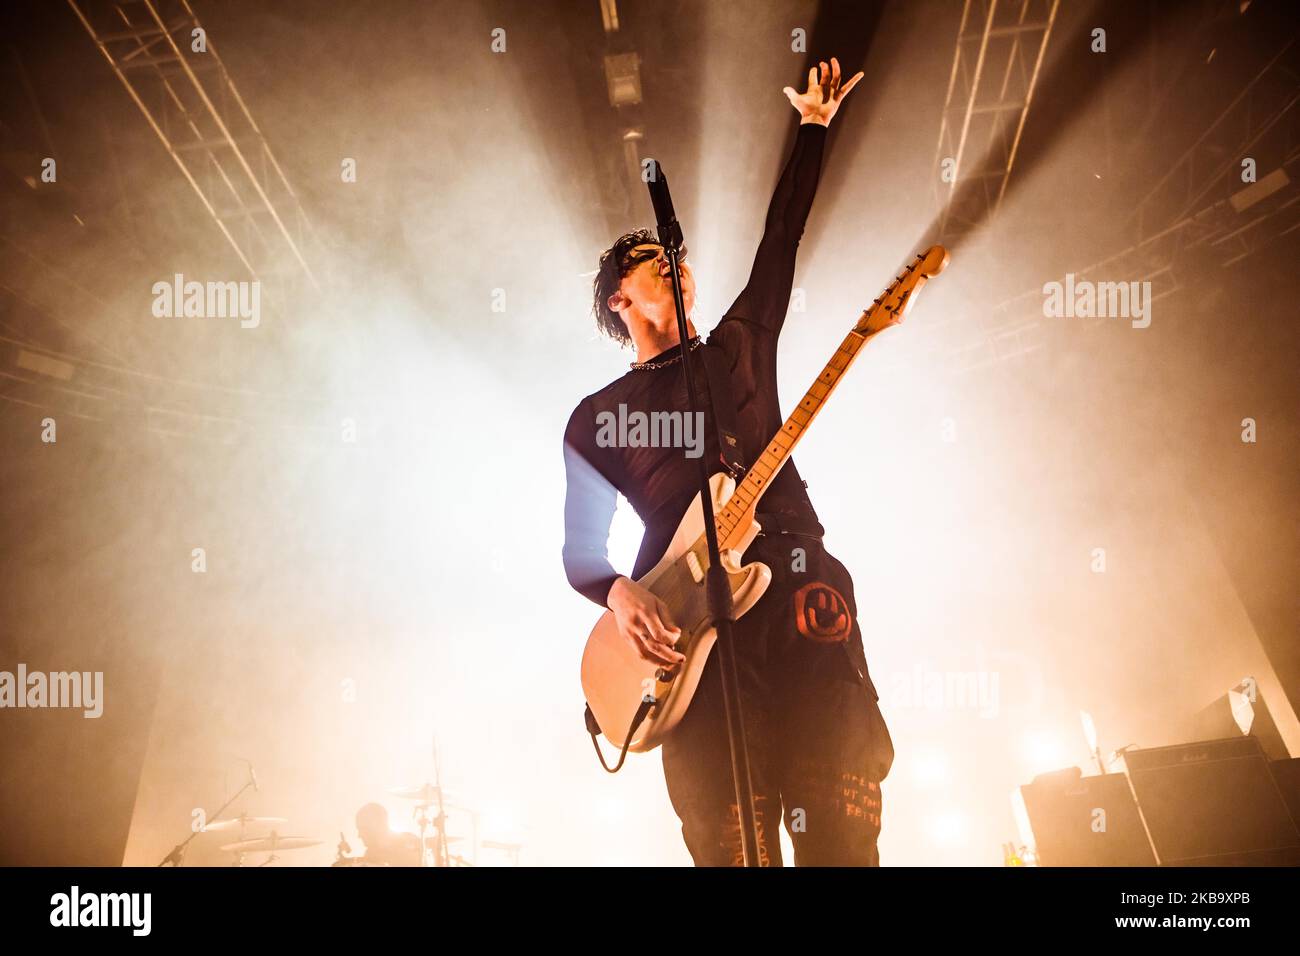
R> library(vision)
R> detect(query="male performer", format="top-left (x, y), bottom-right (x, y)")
top-left (353, 803), bottom-right (422, 867)
top-left (563, 58), bottom-right (893, 866)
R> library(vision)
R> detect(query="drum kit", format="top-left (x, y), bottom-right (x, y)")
top-left (157, 754), bottom-right (520, 867)
top-left (185, 785), bottom-right (494, 867)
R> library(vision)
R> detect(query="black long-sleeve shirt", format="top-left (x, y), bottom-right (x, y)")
top-left (563, 122), bottom-right (828, 607)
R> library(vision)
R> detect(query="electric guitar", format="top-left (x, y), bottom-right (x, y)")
top-left (581, 245), bottom-right (950, 754)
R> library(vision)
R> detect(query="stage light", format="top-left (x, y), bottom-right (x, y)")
top-left (603, 52), bottom-right (642, 108)
top-left (599, 0), bottom-right (620, 34)
top-left (926, 810), bottom-right (967, 846)
top-left (1229, 167), bottom-right (1288, 212)
top-left (1230, 686), bottom-right (1257, 734)
top-left (1023, 731), bottom-right (1067, 770)
top-left (910, 748), bottom-right (950, 786)
top-left (1079, 710), bottom-right (1098, 753)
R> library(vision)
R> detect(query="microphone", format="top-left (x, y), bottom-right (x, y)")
top-left (338, 831), bottom-right (352, 855)
top-left (246, 761), bottom-right (259, 793)
top-left (646, 161), bottom-right (683, 254)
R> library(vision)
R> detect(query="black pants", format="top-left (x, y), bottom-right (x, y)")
top-left (663, 536), bottom-right (894, 866)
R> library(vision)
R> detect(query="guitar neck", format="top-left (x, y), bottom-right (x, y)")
top-left (715, 321), bottom-right (874, 551)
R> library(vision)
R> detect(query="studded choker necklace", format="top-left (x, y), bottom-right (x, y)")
top-left (629, 337), bottom-right (702, 370)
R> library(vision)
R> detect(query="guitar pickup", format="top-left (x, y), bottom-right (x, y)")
top-left (685, 551), bottom-right (705, 584)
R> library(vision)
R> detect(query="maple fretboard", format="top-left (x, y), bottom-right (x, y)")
top-left (715, 323), bottom-right (871, 551)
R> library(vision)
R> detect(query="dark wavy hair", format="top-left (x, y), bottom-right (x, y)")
top-left (591, 228), bottom-right (656, 348)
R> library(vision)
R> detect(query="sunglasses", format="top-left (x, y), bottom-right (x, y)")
top-left (619, 243), bottom-right (688, 276)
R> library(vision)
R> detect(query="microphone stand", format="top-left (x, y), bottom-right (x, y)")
top-left (648, 166), bottom-right (761, 867)
top-left (156, 776), bottom-right (255, 867)
top-left (432, 737), bottom-right (450, 868)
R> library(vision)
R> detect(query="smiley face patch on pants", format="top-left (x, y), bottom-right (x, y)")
top-left (793, 581), bottom-right (853, 643)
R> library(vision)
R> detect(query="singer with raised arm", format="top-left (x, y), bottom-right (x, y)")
top-left (562, 58), bottom-right (894, 866)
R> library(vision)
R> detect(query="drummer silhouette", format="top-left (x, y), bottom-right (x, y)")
top-left (354, 803), bottom-right (422, 867)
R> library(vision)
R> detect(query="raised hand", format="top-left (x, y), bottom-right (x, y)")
top-left (783, 56), bottom-right (863, 127)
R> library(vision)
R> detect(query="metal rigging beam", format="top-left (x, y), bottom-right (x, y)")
top-left (66, 0), bottom-right (319, 291)
top-left (932, 0), bottom-right (1061, 244)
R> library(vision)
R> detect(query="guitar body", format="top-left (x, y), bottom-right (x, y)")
top-left (580, 472), bottom-right (772, 753)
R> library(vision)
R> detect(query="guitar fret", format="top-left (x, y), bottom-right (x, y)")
top-left (706, 250), bottom-right (943, 549)
top-left (717, 326), bottom-right (874, 541)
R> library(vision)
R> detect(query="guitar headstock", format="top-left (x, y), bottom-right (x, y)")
top-left (854, 244), bottom-right (950, 337)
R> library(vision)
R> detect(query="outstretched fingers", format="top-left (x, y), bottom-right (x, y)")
top-left (789, 58), bottom-right (861, 112)
top-left (838, 70), bottom-right (864, 100)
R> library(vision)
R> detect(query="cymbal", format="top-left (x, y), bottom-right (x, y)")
top-left (409, 803), bottom-right (471, 817)
top-left (219, 835), bottom-right (322, 853)
top-left (386, 783), bottom-right (462, 804)
top-left (205, 815), bottom-right (289, 832)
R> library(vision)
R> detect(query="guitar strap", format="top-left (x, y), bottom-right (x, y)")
top-left (699, 343), bottom-right (747, 480)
